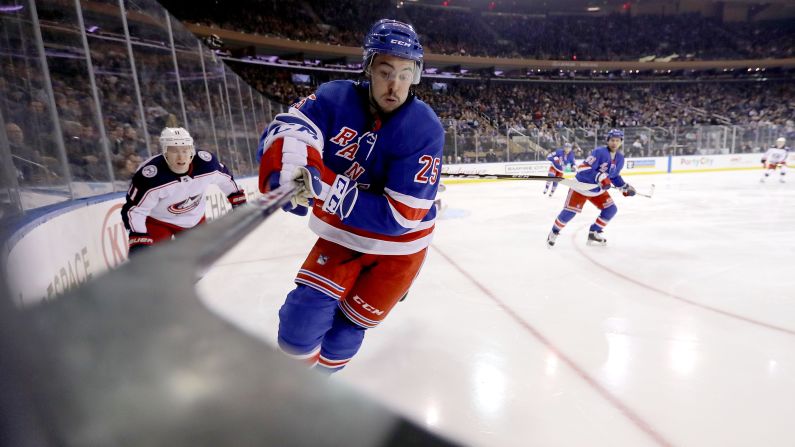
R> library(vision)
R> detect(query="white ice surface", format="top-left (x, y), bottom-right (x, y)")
top-left (198, 170), bottom-right (795, 447)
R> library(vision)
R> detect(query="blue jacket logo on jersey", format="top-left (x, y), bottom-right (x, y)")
top-left (142, 165), bottom-right (157, 178)
top-left (168, 194), bottom-right (202, 214)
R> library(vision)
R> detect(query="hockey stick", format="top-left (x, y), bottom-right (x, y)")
top-left (195, 182), bottom-right (298, 270)
top-left (255, 182), bottom-right (299, 216)
top-left (635, 184), bottom-right (655, 198)
top-left (441, 171), bottom-right (599, 194)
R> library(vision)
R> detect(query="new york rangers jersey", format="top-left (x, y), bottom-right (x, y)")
top-left (547, 148), bottom-right (576, 173)
top-left (122, 150), bottom-right (243, 233)
top-left (576, 146), bottom-right (627, 193)
top-left (762, 147), bottom-right (789, 165)
top-left (258, 80), bottom-right (445, 255)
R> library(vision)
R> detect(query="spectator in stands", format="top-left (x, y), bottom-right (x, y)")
top-left (6, 122), bottom-right (57, 184)
top-left (161, 0), bottom-right (795, 61)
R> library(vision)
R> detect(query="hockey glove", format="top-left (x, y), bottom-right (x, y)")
top-left (128, 232), bottom-right (153, 256)
top-left (260, 136), bottom-right (323, 216)
top-left (321, 174), bottom-right (359, 220)
top-left (621, 184), bottom-right (637, 197)
top-left (227, 191), bottom-right (247, 208)
top-left (265, 165), bottom-right (322, 216)
top-left (596, 173), bottom-right (612, 191)
top-left (288, 166), bottom-right (323, 208)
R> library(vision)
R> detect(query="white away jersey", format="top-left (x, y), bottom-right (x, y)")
top-left (121, 151), bottom-right (242, 232)
top-left (763, 147), bottom-right (789, 164)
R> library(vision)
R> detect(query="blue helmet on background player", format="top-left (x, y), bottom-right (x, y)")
top-left (606, 129), bottom-right (624, 141)
top-left (363, 19), bottom-right (423, 85)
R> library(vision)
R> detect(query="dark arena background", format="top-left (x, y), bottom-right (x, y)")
top-left (1, 1), bottom-right (794, 446)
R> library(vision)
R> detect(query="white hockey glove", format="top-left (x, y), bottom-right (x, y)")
top-left (321, 174), bottom-right (359, 219)
top-left (285, 166), bottom-right (322, 208)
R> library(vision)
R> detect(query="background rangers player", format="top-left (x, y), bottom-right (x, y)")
top-left (760, 137), bottom-right (789, 183)
top-left (546, 129), bottom-right (636, 247)
top-left (121, 127), bottom-right (246, 255)
top-left (543, 142), bottom-right (576, 197)
top-left (257, 19), bottom-right (444, 373)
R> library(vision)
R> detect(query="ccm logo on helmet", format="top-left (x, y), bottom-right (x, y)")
top-left (390, 39), bottom-right (410, 47)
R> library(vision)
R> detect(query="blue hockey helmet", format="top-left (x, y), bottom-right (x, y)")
top-left (606, 128), bottom-right (624, 141)
top-left (363, 19), bottom-right (423, 84)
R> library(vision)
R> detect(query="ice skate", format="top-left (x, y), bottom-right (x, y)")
top-left (587, 230), bottom-right (607, 246)
top-left (546, 230), bottom-right (558, 248)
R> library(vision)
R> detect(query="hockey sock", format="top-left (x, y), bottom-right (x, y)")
top-left (316, 310), bottom-right (366, 373)
top-left (553, 209), bottom-right (576, 233)
top-left (589, 205), bottom-right (617, 232)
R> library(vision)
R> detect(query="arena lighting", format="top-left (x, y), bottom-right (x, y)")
top-left (86, 25), bottom-right (99, 33)
top-left (0, 4), bottom-right (24, 12)
top-left (587, 6), bottom-right (600, 11)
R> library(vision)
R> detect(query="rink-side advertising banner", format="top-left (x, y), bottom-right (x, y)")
top-left (443, 153), bottom-right (767, 181)
top-left (670, 153), bottom-right (769, 173)
top-left (4, 177), bottom-right (259, 306)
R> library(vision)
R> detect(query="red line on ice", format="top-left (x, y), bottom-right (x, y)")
top-left (434, 245), bottom-right (675, 447)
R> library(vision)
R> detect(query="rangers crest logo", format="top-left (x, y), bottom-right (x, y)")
top-left (142, 165), bottom-right (157, 178)
top-left (359, 131), bottom-right (378, 160)
top-left (316, 254), bottom-right (328, 265)
top-left (198, 150), bottom-right (212, 162)
top-left (167, 194), bottom-right (202, 214)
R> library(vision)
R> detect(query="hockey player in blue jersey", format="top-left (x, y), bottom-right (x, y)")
top-left (543, 142), bottom-right (576, 197)
top-left (546, 129), bottom-right (636, 247)
top-left (257, 19), bottom-right (444, 373)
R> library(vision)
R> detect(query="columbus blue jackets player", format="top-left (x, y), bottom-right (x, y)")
top-left (546, 129), bottom-right (636, 247)
top-left (543, 142), bottom-right (576, 197)
top-left (121, 127), bottom-right (246, 255)
top-left (760, 137), bottom-right (789, 183)
top-left (257, 19), bottom-right (444, 373)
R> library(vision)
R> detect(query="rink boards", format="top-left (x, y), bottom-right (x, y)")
top-left (3, 151), bottom-right (789, 305)
top-left (2, 177), bottom-right (260, 305)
